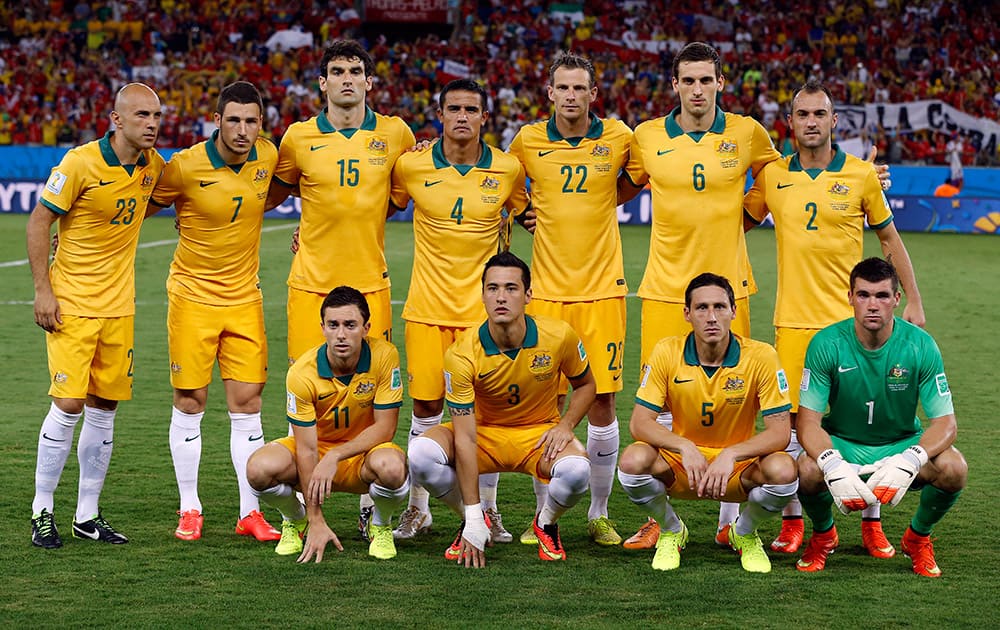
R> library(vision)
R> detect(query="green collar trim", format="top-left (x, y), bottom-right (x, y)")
top-left (682, 332), bottom-right (741, 369)
top-left (789, 144), bottom-right (847, 178)
top-left (664, 105), bottom-right (726, 139)
top-left (545, 112), bottom-right (604, 146)
top-left (431, 138), bottom-right (493, 174)
top-left (316, 339), bottom-right (372, 381)
top-left (479, 315), bottom-right (539, 356)
top-left (205, 130), bottom-right (258, 172)
top-left (315, 107), bottom-right (377, 136)
top-left (99, 131), bottom-right (149, 171)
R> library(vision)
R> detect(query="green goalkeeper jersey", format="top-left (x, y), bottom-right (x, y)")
top-left (799, 317), bottom-right (954, 445)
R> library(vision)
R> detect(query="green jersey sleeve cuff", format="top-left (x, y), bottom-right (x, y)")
top-left (287, 416), bottom-right (316, 427)
top-left (762, 403), bottom-right (792, 417)
top-left (446, 400), bottom-right (475, 410)
top-left (373, 402), bottom-right (403, 410)
top-left (635, 397), bottom-right (662, 412)
top-left (40, 198), bottom-right (68, 215)
top-left (569, 365), bottom-right (590, 381)
top-left (273, 176), bottom-right (295, 188)
top-left (870, 215), bottom-right (893, 230)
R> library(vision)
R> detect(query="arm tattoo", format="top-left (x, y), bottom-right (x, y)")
top-left (448, 406), bottom-right (473, 416)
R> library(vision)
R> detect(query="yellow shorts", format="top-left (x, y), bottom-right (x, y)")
top-left (775, 327), bottom-right (821, 413)
top-left (640, 297), bottom-right (750, 365)
top-left (167, 294), bottom-right (267, 389)
top-left (274, 437), bottom-right (403, 494)
top-left (405, 322), bottom-right (470, 401)
top-left (646, 442), bottom-right (754, 502)
top-left (440, 421), bottom-right (582, 482)
top-left (287, 286), bottom-right (393, 364)
top-left (528, 297), bottom-right (626, 395)
top-left (46, 314), bottom-right (134, 401)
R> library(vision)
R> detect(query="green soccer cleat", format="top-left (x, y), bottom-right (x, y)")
top-left (651, 520), bottom-right (688, 571)
top-left (727, 526), bottom-right (772, 573)
top-left (368, 524), bottom-right (397, 560)
top-left (275, 518), bottom-right (307, 556)
top-left (588, 516), bottom-right (623, 546)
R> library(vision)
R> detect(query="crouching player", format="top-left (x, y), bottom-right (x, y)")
top-left (617, 273), bottom-right (798, 573)
top-left (408, 252), bottom-right (595, 567)
top-left (795, 258), bottom-right (966, 577)
top-left (247, 286), bottom-right (409, 562)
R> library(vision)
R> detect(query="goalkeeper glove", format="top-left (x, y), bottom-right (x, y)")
top-left (462, 505), bottom-right (490, 552)
top-left (818, 448), bottom-right (877, 514)
top-left (866, 445), bottom-right (927, 506)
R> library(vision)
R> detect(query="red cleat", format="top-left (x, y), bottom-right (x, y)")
top-left (235, 510), bottom-right (281, 541)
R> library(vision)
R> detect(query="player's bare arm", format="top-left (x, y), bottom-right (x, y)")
top-left (26, 203), bottom-right (61, 332)
top-left (292, 422), bottom-right (343, 563)
top-left (536, 369), bottom-right (595, 461)
top-left (874, 223), bottom-right (925, 326)
top-left (450, 404), bottom-right (487, 568)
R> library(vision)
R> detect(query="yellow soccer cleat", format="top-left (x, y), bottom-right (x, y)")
top-left (275, 518), bottom-right (307, 556)
top-left (651, 520), bottom-right (688, 571)
top-left (727, 526), bottom-right (772, 573)
top-left (368, 524), bottom-right (397, 560)
top-left (588, 516), bottom-right (622, 546)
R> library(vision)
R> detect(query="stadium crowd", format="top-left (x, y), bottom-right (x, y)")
top-left (1, 0), bottom-right (997, 164)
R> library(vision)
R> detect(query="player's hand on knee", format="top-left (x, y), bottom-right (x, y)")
top-left (307, 456), bottom-right (340, 505)
top-left (866, 445), bottom-right (927, 506)
top-left (536, 424), bottom-right (574, 461)
top-left (818, 449), bottom-right (876, 514)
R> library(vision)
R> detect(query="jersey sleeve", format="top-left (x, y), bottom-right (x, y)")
top-left (743, 165), bottom-right (769, 224)
top-left (507, 129), bottom-right (526, 165)
top-left (622, 128), bottom-right (649, 187)
top-left (150, 153), bottom-right (184, 207)
top-left (748, 118), bottom-right (781, 177)
top-left (444, 343), bottom-right (476, 409)
top-left (273, 126), bottom-right (301, 187)
top-left (798, 333), bottom-right (836, 413)
top-left (559, 324), bottom-right (590, 381)
top-left (861, 165), bottom-right (893, 229)
top-left (754, 343), bottom-right (792, 416)
top-left (40, 150), bottom-right (87, 215)
top-left (388, 154), bottom-right (411, 210)
top-left (916, 336), bottom-right (954, 419)
top-left (373, 341), bottom-right (404, 409)
top-left (635, 341), bottom-right (670, 412)
top-left (285, 365), bottom-right (317, 427)
top-left (505, 160), bottom-right (530, 218)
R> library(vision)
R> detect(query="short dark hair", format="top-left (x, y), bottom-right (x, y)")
top-left (549, 51), bottom-right (596, 88)
top-left (792, 80), bottom-right (836, 112)
top-left (320, 40), bottom-right (374, 77)
top-left (850, 258), bottom-right (899, 293)
top-left (482, 251), bottom-right (531, 291)
top-left (439, 78), bottom-right (488, 112)
top-left (320, 286), bottom-right (370, 324)
top-left (216, 81), bottom-right (263, 116)
top-left (685, 273), bottom-right (735, 309)
top-left (672, 42), bottom-right (722, 80)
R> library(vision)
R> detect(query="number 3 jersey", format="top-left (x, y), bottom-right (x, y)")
top-left (39, 132), bottom-right (165, 317)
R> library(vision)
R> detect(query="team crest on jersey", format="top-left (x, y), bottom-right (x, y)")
top-left (828, 181), bottom-right (851, 196)
top-left (53, 371), bottom-right (68, 384)
top-left (887, 364), bottom-right (911, 392)
top-left (716, 138), bottom-right (739, 168)
top-left (529, 352), bottom-right (553, 377)
top-left (141, 173), bottom-right (154, 188)
top-left (480, 175), bottom-right (500, 193)
top-left (354, 378), bottom-right (376, 398)
top-left (591, 143), bottom-right (613, 172)
top-left (253, 168), bottom-right (269, 183)
top-left (367, 136), bottom-right (389, 166)
top-left (723, 376), bottom-right (745, 393)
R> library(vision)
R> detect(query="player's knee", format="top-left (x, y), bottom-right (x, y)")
top-left (930, 447), bottom-right (968, 492)
top-left (795, 451), bottom-right (824, 493)
top-left (246, 447), bottom-right (282, 491)
top-left (617, 443), bottom-right (655, 475)
top-left (551, 455), bottom-right (590, 496)
top-left (371, 448), bottom-right (408, 488)
top-left (760, 451), bottom-right (798, 486)
top-left (53, 397), bottom-right (86, 415)
top-left (407, 436), bottom-right (449, 485)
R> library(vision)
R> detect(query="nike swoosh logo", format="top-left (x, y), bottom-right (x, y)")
top-left (75, 527), bottom-right (100, 540)
top-left (409, 430), bottom-right (421, 437)
top-left (310, 144), bottom-right (328, 151)
top-left (612, 374), bottom-right (622, 381)
top-left (477, 369), bottom-right (499, 379)
top-left (248, 434), bottom-right (264, 442)
top-left (597, 450), bottom-right (618, 458)
top-left (838, 366), bottom-right (858, 373)
top-left (42, 433), bottom-right (66, 442)
top-left (102, 440), bottom-right (114, 445)
top-left (184, 434), bottom-right (200, 442)
top-left (673, 377), bottom-right (694, 383)
top-left (424, 180), bottom-right (443, 187)
top-left (199, 181), bottom-right (217, 188)
top-left (99, 179), bottom-right (115, 186)
top-left (318, 392), bottom-right (336, 400)
top-left (537, 150), bottom-right (556, 157)
top-left (657, 149), bottom-right (675, 156)
top-left (777, 183), bottom-right (794, 189)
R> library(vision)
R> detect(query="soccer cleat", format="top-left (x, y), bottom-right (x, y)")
top-left (520, 525), bottom-right (538, 545)
top-left (651, 520), bottom-right (688, 571)
top-left (368, 524), bottom-right (397, 560)
top-left (31, 509), bottom-right (63, 549)
top-left (901, 526), bottom-right (942, 578)
top-left (235, 510), bottom-right (282, 541)
top-left (393, 505), bottom-right (432, 540)
top-left (72, 512), bottom-right (129, 544)
top-left (727, 526), bottom-right (772, 573)
top-left (358, 504), bottom-right (374, 543)
top-left (714, 524), bottom-right (731, 547)
top-left (588, 516), bottom-right (623, 546)
top-left (175, 509), bottom-right (204, 541)
top-left (275, 518), bottom-right (307, 556)
top-left (444, 521), bottom-right (466, 561)
top-left (796, 526), bottom-right (839, 572)
top-left (623, 517), bottom-right (660, 550)
top-left (861, 519), bottom-right (896, 559)
top-left (770, 516), bottom-right (805, 553)
top-left (484, 507), bottom-right (512, 544)
top-left (532, 514), bottom-right (566, 561)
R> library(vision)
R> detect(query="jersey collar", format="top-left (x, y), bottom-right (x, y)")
top-left (316, 339), bottom-right (372, 383)
top-left (431, 138), bottom-right (493, 174)
top-left (545, 112), bottom-right (604, 146)
top-left (683, 332), bottom-right (741, 367)
top-left (664, 105), bottom-right (726, 140)
top-left (789, 143), bottom-right (847, 177)
top-left (99, 131), bottom-right (150, 168)
top-left (205, 129), bottom-right (259, 170)
top-left (479, 315), bottom-right (539, 356)
top-left (315, 106), bottom-right (378, 137)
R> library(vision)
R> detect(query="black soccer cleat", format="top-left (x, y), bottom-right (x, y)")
top-left (72, 512), bottom-right (129, 544)
top-left (32, 509), bottom-right (63, 549)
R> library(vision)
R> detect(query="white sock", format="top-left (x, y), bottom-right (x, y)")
top-left (406, 412), bottom-right (442, 512)
top-left (656, 411), bottom-right (673, 430)
top-left (479, 472), bottom-right (499, 511)
top-left (169, 406), bottom-right (204, 513)
top-left (408, 436), bottom-right (462, 515)
top-left (230, 411), bottom-right (265, 518)
top-left (360, 493), bottom-right (375, 510)
top-left (782, 497), bottom-right (803, 518)
top-left (538, 456), bottom-right (589, 526)
top-left (33, 402), bottom-right (82, 515)
top-left (718, 502), bottom-right (741, 528)
top-left (75, 406), bottom-right (116, 522)
top-left (735, 481), bottom-right (799, 535)
top-left (586, 419), bottom-right (619, 520)
top-left (257, 483), bottom-right (306, 521)
top-left (369, 479), bottom-right (410, 526)
top-left (533, 477), bottom-right (548, 513)
top-left (617, 470), bottom-right (680, 532)
top-left (861, 503), bottom-right (881, 519)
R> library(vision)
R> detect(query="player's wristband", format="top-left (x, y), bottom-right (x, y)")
top-left (902, 445), bottom-right (929, 468)
top-left (464, 505), bottom-right (486, 526)
top-left (817, 448), bottom-right (844, 474)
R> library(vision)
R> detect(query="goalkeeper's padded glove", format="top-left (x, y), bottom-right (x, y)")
top-left (818, 448), bottom-right (877, 514)
top-left (866, 445), bottom-right (928, 506)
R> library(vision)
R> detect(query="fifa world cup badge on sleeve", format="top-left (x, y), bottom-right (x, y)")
top-left (286, 391), bottom-right (297, 414)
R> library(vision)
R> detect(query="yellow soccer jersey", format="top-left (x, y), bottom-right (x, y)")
top-left (391, 140), bottom-right (529, 327)
top-left (444, 315), bottom-right (590, 427)
top-left (39, 132), bottom-right (164, 317)
top-left (626, 107), bottom-right (780, 302)
top-left (635, 333), bottom-right (791, 448)
top-left (744, 147), bottom-right (893, 328)
top-left (507, 115), bottom-right (632, 301)
top-left (152, 132), bottom-right (277, 305)
top-left (285, 337), bottom-right (403, 444)
top-left (276, 108), bottom-right (415, 294)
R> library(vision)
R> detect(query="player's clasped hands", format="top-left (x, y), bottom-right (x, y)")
top-left (296, 520), bottom-right (343, 564)
top-left (678, 443), bottom-right (710, 494)
top-left (697, 450), bottom-right (736, 499)
top-left (535, 423), bottom-right (575, 461)
top-left (307, 454), bottom-right (341, 505)
top-left (818, 448), bottom-right (877, 514)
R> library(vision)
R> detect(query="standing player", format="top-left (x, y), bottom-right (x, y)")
top-left (148, 81), bottom-right (281, 542)
top-left (744, 81), bottom-right (925, 556)
top-left (617, 273), bottom-right (797, 573)
top-left (246, 286), bottom-right (409, 562)
top-left (795, 258), bottom-right (966, 577)
top-left (26, 83), bottom-right (165, 548)
top-left (507, 52), bottom-right (631, 546)
top-left (388, 79), bottom-right (529, 543)
top-left (268, 39), bottom-right (415, 358)
top-left (408, 252), bottom-right (595, 567)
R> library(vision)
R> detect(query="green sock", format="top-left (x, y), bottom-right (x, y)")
top-left (910, 485), bottom-right (962, 536)
top-left (799, 490), bottom-right (835, 533)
